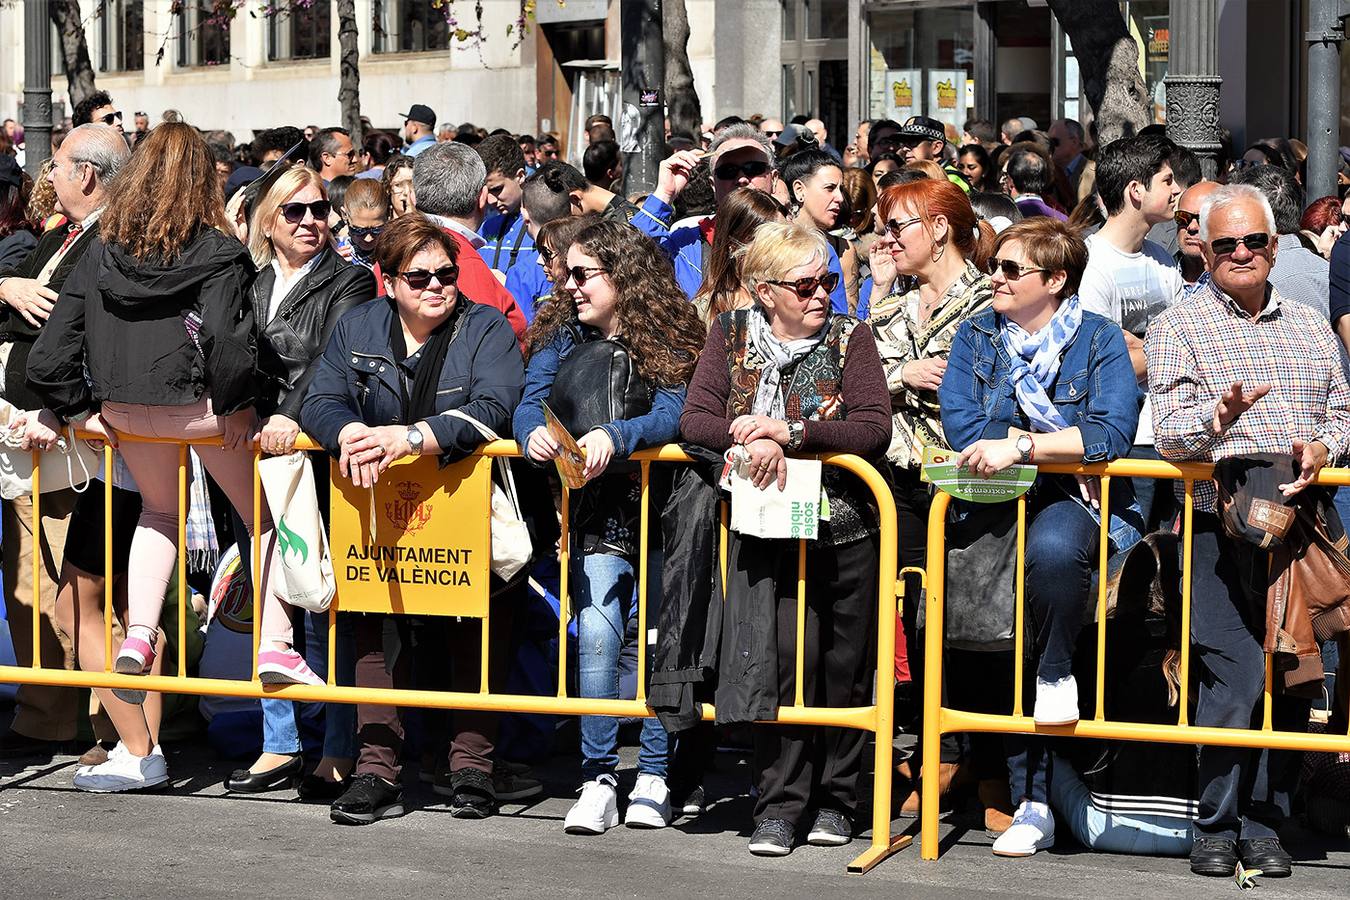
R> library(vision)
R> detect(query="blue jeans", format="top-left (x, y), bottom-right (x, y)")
top-left (575, 550), bottom-right (669, 782)
top-left (1048, 754), bottom-right (1192, 856)
top-left (261, 607), bottom-right (328, 755)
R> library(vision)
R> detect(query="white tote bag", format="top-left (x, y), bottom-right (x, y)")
top-left (0, 400), bottom-right (97, 501)
top-left (257, 451), bottom-right (336, 612)
top-left (442, 409), bottom-right (533, 582)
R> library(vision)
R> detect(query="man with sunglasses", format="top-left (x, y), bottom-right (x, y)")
top-left (72, 91), bottom-right (118, 130)
top-left (639, 123), bottom-right (848, 311)
top-left (1146, 184), bottom-right (1350, 881)
top-left (1232, 164), bottom-right (1330, 320)
top-left (1174, 180), bottom-right (1221, 295)
top-left (309, 127), bottom-right (356, 183)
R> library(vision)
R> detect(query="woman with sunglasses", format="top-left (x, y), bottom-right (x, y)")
top-left (681, 221), bottom-right (890, 857)
top-left (341, 177), bottom-right (391, 274)
top-left (513, 219), bottom-right (704, 835)
top-left (938, 217), bottom-right (1142, 859)
top-left (865, 177), bottom-right (997, 824)
top-left (693, 187), bottom-right (787, 323)
top-left (302, 213), bottom-right (524, 824)
top-left (220, 165), bottom-right (377, 797)
top-left (782, 150), bottom-right (859, 313)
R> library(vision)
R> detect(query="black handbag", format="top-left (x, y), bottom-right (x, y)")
top-left (918, 500), bottom-right (1017, 650)
top-left (547, 330), bottom-right (653, 436)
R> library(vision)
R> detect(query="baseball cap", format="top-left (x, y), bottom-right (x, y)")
top-left (897, 116), bottom-right (946, 144)
top-left (401, 104), bottom-right (437, 128)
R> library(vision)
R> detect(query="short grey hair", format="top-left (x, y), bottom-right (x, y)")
top-left (412, 141), bottom-right (486, 218)
top-left (65, 123), bottom-right (130, 183)
top-left (1198, 183), bottom-right (1277, 242)
top-left (1230, 163), bottom-right (1302, 234)
top-left (709, 122), bottom-right (774, 163)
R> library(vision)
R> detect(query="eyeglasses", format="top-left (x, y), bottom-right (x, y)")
top-left (280, 200), bottom-right (332, 224)
top-left (884, 216), bottom-right (925, 239)
top-left (1209, 232), bottom-right (1271, 256)
top-left (567, 265), bottom-right (607, 286)
top-left (399, 265), bottom-right (459, 290)
top-left (538, 246), bottom-right (556, 264)
top-left (99, 110), bottom-right (123, 126)
top-left (985, 257), bottom-right (1050, 280)
top-left (712, 160), bottom-right (771, 182)
top-left (768, 271), bottom-right (840, 299)
top-left (349, 224), bottom-right (384, 244)
top-left (331, 149), bottom-right (357, 161)
top-left (763, 130), bottom-right (782, 139)
top-left (1174, 209), bottom-right (1200, 230)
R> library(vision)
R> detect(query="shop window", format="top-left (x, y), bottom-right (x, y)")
top-left (806, 0), bottom-right (848, 41)
top-left (372, 0), bottom-right (450, 54)
top-left (269, 0), bottom-right (331, 61)
top-left (99, 0), bottom-right (144, 73)
top-left (867, 7), bottom-right (974, 131)
top-left (177, 1), bottom-right (231, 68)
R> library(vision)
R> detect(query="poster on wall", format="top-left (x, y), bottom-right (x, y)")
top-left (925, 69), bottom-right (968, 131)
top-left (884, 69), bottom-right (921, 123)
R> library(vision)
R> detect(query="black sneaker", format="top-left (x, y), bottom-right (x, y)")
top-left (330, 773), bottom-right (405, 825)
top-left (806, 809), bottom-right (852, 846)
top-left (1190, 835), bottom-right (1239, 877)
top-left (748, 817), bottom-right (795, 857)
top-left (493, 759), bottom-right (543, 802)
top-left (1238, 837), bottom-right (1292, 878)
top-left (448, 767), bottom-right (496, 819)
top-left (672, 784), bottom-right (706, 817)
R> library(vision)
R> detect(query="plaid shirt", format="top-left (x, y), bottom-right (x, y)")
top-left (1145, 279), bottom-right (1350, 512)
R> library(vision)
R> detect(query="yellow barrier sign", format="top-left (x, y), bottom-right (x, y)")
top-left (329, 453), bottom-right (492, 616)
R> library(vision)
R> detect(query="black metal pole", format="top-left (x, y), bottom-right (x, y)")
top-left (1305, 0), bottom-right (1345, 206)
top-left (1164, 0), bottom-right (1222, 181)
top-left (23, 0), bottom-right (53, 178)
top-left (620, 0), bottom-right (665, 198)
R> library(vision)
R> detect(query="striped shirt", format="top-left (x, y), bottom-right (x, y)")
top-left (1145, 279), bottom-right (1350, 512)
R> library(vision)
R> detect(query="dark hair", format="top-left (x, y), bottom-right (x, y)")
top-left (992, 217), bottom-right (1089, 298)
top-left (695, 188), bottom-right (786, 323)
top-left (867, 119), bottom-right (903, 153)
top-left (373, 212), bottom-right (459, 279)
top-left (517, 133), bottom-right (537, 147)
top-left (253, 126), bottom-right (307, 163)
top-left (328, 175), bottom-right (354, 217)
top-left (713, 115), bottom-right (746, 131)
top-left (476, 133), bottom-right (526, 178)
top-left (1006, 146), bottom-right (1051, 196)
top-left (1242, 141), bottom-right (1289, 171)
top-left (363, 131), bottom-right (398, 166)
top-left (1169, 145), bottom-right (1202, 191)
top-left (534, 213), bottom-right (595, 276)
top-left (0, 174), bottom-right (34, 240)
top-left (587, 123), bottom-right (617, 144)
top-left (380, 154), bottom-right (415, 195)
top-left (779, 149), bottom-right (842, 206)
top-left (207, 141), bottom-right (232, 166)
top-left (1301, 195), bottom-right (1343, 235)
top-left (585, 114), bottom-right (613, 129)
top-left (1094, 133), bottom-right (1176, 216)
top-left (1231, 163), bottom-right (1303, 234)
top-left (308, 127), bottom-right (350, 170)
top-left (673, 158), bottom-right (716, 220)
top-left (538, 133), bottom-right (560, 149)
top-left (840, 167), bottom-right (877, 234)
top-left (878, 168), bottom-right (929, 191)
top-left (956, 143), bottom-right (992, 188)
top-left (969, 191), bottom-right (1023, 226)
top-left (488, 127), bottom-right (512, 137)
top-left (72, 91), bottom-right (114, 127)
top-left (1066, 193), bottom-right (1106, 235)
top-left (867, 151), bottom-right (904, 176)
top-left (963, 118), bottom-right (998, 145)
top-left (522, 162), bottom-right (579, 225)
top-left (538, 160), bottom-right (587, 194)
top-left (582, 139), bottom-right (622, 187)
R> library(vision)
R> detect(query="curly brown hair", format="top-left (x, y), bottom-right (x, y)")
top-left (100, 122), bottom-right (228, 261)
top-left (527, 219), bottom-right (705, 387)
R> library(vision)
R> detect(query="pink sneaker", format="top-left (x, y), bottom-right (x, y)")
top-left (257, 648), bottom-right (324, 686)
top-left (112, 633), bottom-right (156, 704)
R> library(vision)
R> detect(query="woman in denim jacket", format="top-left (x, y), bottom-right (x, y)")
top-left (512, 219), bottom-right (705, 835)
top-left (938, 218), bottom-right (1142, 858)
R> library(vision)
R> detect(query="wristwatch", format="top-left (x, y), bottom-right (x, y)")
top-left (1015, 433), bottom-right (1035, 464)
top-left (406, 424), bottom-right (424, 455)
top-left (787, 420), bottom-right (806, 451)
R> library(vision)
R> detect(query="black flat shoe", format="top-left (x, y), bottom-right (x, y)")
top-left (1239, 837), bottom-right (1293, 878)
top-left (224, 755), bottom-right (303, 793)
top-left (0, 731), bottom-right (75, 760)
top-left (1190, 835), bottom-right (1239, 877)
top-left (297, 772), bottom-right (351, 802)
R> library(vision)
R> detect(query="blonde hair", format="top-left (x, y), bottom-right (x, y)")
top-left (737, 221), bottom-right (829, 295)
top-left (248, 165), bottom-right (328, 267)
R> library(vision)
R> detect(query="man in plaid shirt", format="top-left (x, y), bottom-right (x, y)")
top-left (1146, 183), bottom-right (1350, 880)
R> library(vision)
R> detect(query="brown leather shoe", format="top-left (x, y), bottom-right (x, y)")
top-left (899, 762), bottom-right (965, 817)
top-left (78, 742), bottom-right (114, 767)
top-left (979, 778), bottom-right (1016, 837)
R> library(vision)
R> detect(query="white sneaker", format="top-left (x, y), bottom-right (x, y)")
top-left (1033, 674), bottom-right (1080, 726)
top-left (563, 779), bottom-right (619, 834)
top-left (625, 773), bottom-right (672, 829)
top-left (991, 801), bottom-right (1055, 857)
top-left (73, 742), bottom-right (168, 793)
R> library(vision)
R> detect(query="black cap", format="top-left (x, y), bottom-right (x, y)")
top-left (0, 155), bottom-right (21, 191)
top-left (401, 104), bottom-right (437, 128)
top-left (897, 115), bottom-right (946, 144)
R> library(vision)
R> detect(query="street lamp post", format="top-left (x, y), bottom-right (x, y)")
top-left (23, 0), bottom-right (53, 178)
top-left (620, 0), bottom-right (665, 197)
top-left (1305, 0), bottom-right (1348, 206)
top-left (1164, 0), bottom-right (1222, 181)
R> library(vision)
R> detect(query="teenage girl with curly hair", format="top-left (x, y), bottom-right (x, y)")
top-left (512, 218), bottom-right (705, 835)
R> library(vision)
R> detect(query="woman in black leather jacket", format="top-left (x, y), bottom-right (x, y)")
top-left (225, 165), bottom-right (376, 798)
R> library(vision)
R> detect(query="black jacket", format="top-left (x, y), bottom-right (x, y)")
top-left (27, 226), bottom-right (258, 420)
top-left (252, 247), bottom-right (377, 420)
top-left (0, 221), bottom-right (102, 410)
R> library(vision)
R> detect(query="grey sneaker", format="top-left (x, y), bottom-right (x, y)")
top-left (806, 809), bottom-right (852, 846)
top-left (748, 817), bottom-right (794, 856)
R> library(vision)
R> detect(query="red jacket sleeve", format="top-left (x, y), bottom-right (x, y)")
top-left (444, 229), bottom-right (529, 353)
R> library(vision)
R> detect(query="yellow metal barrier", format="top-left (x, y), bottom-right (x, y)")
top-left (9, 434), bottom-right (908, 875)
top-left (918, 458), bottom-right (1350, 860)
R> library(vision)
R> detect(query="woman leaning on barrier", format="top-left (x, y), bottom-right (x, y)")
top-left (512, 218), bottom-right (705, 835)
top-left (224, 165), bottom-right (377, 799)
top-left (866, 178), bottom-right (1000, 826)
top-left (937, 216), bottom-right (1142, 859)
top-left (680, 221), bottom-right (891, 858)
top-left (301, 213), bottom-right (524, 825)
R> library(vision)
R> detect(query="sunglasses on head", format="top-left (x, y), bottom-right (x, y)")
top-left (984, 257), bottom-right (1050, 280)
top-left (567, 265), bottom-right (607, 286)
top-left (280, 200), bottom-right (332, 224)
top-left (1174, 209), bottom-right (1200, 230)
top-left (398, 265), bottom-right (459, 290)
top-left (1209, 232), bottom-right (1270, 255)
top-left (99, 110), bottom-right (123, 126)
top-left (712, 160), bottom-right (771, 182)
top-left (768, 271), bottom-right (840, 299)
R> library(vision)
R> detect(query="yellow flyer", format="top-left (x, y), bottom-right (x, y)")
top-left (542, 401), bottom-right (588, 490)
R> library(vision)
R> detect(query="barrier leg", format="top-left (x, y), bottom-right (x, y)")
top-left (919, 492), bottom-right (951, 860)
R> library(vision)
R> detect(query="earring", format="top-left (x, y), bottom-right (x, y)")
top-left (931, 239), bottom-right (946, 261)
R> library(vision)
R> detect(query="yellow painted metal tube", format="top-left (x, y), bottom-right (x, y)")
top-left (103, 445), bottom-right (114, 670)
top-left (920, 488), bottom-right (951, 861)
top-left (251, 450), bottom-right (261, 680)
top-left (794, 539), bottom-right (807, 708)
top-left (1093, 474), bottom-right (1111, 721)
top-left (1179, 479), bottom-right (1194, 725)
top-left (556, 485), bottom-right (571, 698)
top-left (636, 460), bottom-right (650, 703)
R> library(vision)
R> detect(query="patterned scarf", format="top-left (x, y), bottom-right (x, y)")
top-left (745, 306), bottom-right (828, 418)
top-left (1000, 294), bottom-right (1083, 434)
top-left (185, 449), bottom-right (219, 574)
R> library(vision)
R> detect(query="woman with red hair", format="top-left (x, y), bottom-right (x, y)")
top-left (1298, 194), bottom-right (1349, 260)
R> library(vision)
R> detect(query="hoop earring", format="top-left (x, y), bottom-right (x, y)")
top-left (931, 239), bottom-right (946, 262)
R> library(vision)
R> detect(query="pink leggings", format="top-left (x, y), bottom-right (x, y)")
top-left (100, 396), bottom-right (294, 647)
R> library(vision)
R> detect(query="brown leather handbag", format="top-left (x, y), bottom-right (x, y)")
top-left (1266, 495), bottom-right (1350, 693)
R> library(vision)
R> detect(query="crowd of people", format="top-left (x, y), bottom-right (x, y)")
top-left (2, 94), bottom-right (1350, 880)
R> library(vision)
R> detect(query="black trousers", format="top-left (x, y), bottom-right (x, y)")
top-left (753, 533), bottom-right (879, 826)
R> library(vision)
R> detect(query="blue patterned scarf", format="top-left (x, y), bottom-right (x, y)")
top-left (1000, 295), bottom-right (1083, 434)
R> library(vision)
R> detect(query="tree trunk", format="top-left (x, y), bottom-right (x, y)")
top-left (1046, 0), bottom-right (1150, 144)
top-left (662, 0), bottom-right (702, 137)
top-left (49, 0), bottom-right (97, 111)
top-left (335, 0), bottom-right (363, 147)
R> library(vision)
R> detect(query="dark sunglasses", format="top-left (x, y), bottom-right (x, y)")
top-left (768, 271), bottom-right (840, 299)
top-left (762, 129), bottom-right (783, 138)
top-left (567, 265), bottom-right (607, 286)
top-left (1174, 209), bottom-right (1200, 230)
top-left (985, 257), bottom-right (1050, 280)
top-left (712, 160), bottom-right (771, 182)
top-left (99, 110), bottom-right (123, 126)
top-left (1209, 232), bottom-right (1271, 256)
top-left (349, 224), bottom-right (383, 243)
top-left (884, 216), bottom-right (924, 239)
top-left (280, 200), bottom-right (332, 224)
top-left (398, 265), bottom-right (459, 290)
top-left (538, 246), bottom-right (556, 263)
